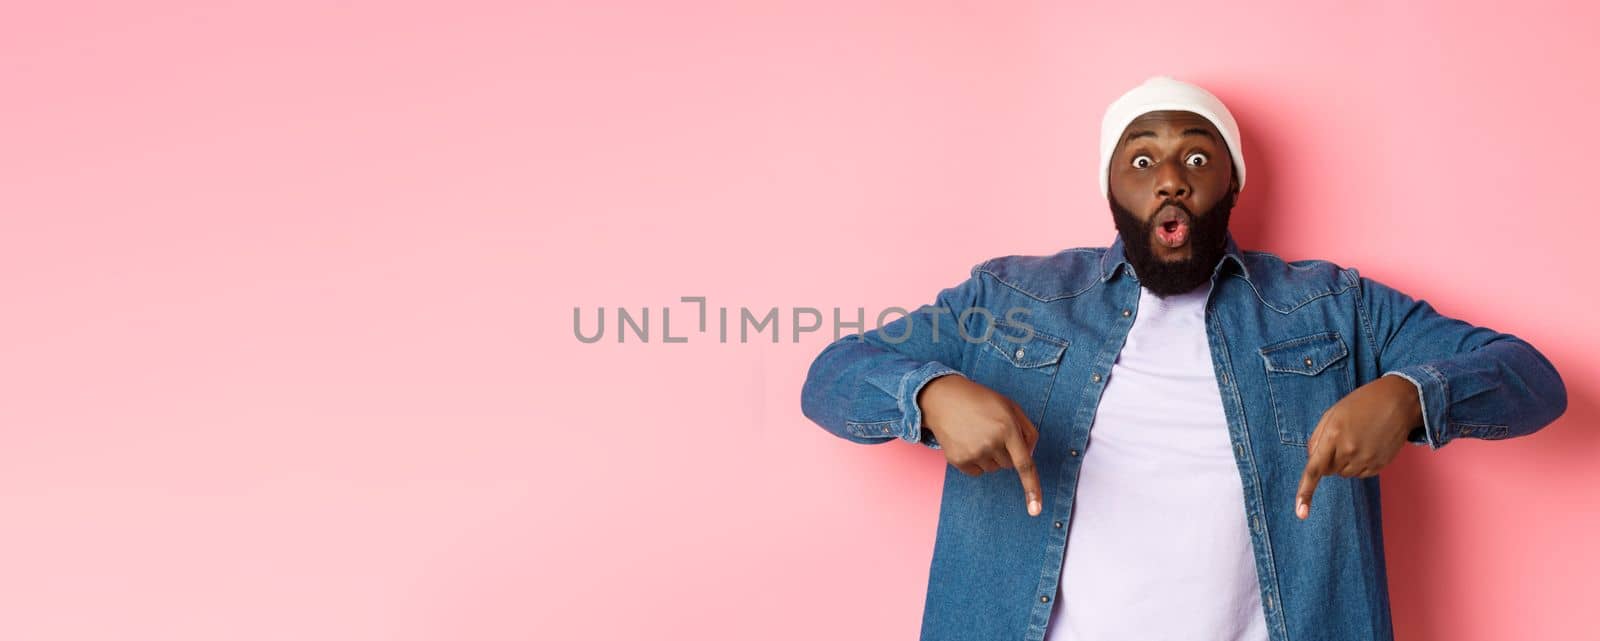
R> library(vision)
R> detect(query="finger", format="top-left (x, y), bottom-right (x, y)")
top-left (1295, 412), bottom-right (1336, 518)
top-left (1012, 403), bottom-right (1040, 450)
top-left (976, 457), bottom-right (1000, 474)
top-left (1305, 411), bottom-right (1330, 458)
top-left (956, 462), bottom-right (984, 477)
top-left (989, 452), bottom-right (1013, 471)
top-left (1296, 431), bottom-right (1335, 521)
top-left (1005, 427), bottom-right (1043, 517)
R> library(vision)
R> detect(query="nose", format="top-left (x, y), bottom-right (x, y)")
top-left (1155, 161), bottom-right (1190, 200)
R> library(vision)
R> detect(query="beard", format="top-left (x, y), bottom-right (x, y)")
top-left (1109, 189), bottom-right (1236, 298)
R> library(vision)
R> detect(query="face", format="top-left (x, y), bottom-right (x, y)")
top-left (1107, 110), bottom-right (1239, 297)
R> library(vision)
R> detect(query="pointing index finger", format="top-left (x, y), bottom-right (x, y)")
top-left (1296, 428), bottom-right (1333, 520)
top-left (1005, 424), bottom-right (1042, 517)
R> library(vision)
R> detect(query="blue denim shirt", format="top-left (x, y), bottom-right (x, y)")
top-left (799, 231), bottom-right (1567, 641)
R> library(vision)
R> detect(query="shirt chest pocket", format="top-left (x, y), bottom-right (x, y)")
top-left (975, 325), bottom-right (1068, 422)
top-left (1258, 331), bottom-right (1354, 447)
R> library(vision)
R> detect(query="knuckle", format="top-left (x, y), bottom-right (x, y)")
top-left (980, 417), bottom-right (1004, 436)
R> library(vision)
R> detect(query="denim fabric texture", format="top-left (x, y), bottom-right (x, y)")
top-left (799, 231), bottom-right (1568, 641)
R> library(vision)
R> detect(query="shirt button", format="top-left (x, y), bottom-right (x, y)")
top-left (1054, 521), bottom-right (1063, 528)
top-left (1015, 348), bottom-right (1025, 359)
top-left (1304, 357), bottom-right (1313, 367)
top-left (1121, 309), bottom-right (1131, 317)
top-left (1091, 373), bottom-right (1101, 383)
top-left (1069, 449), bottom-right (1080, 457)
top-left (1040, 595), bottom-right (1050, 603)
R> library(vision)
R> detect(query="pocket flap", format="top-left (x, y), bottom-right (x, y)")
top-left (986, 326), bottom-right (1068, 368)
top-left (1258, 331), bottom-right (1349, 376)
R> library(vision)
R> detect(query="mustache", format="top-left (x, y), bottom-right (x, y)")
top-left (1154, 199), bottom-right (1194, 218)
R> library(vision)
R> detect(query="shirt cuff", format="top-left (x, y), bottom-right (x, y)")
top-left (1383, 367), bottom-right (1449, 450)
top-left (899, 361), bottom-right (964, 448)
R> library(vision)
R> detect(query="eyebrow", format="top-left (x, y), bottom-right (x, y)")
top-left (1123, 127), bottom-right (1216, 143)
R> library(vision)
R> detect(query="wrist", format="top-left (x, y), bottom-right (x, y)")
top-left (917, 373), bottom-right (962, 438)
top-left (1381, 373), bottom-right (1424, 435)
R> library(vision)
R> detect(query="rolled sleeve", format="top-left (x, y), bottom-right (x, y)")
top-left (899, 362), bottom-right (965, 448)
top-left (1355, 269), bottom-right (1567, 451)
top-left (1383, 367), bottom-right (1450, 450)
top-left (799, 259), bottom-right (991, 449)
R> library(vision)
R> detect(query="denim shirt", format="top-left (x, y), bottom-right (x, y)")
top-left (799, 231), bottom-right (1567, 641)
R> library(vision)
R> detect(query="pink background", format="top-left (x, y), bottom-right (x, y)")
top-left (3, 2), bottom-right (1595, 639)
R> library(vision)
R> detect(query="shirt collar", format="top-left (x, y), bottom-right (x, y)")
top-left (1100, 230), bottom-right (1251, 284)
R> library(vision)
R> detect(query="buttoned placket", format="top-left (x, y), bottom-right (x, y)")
top-left (1022, 280), bottom-right (1141, 641)
top-left (1202, 279), bottom-right (1290, 641)
top-left (1029, 273), bottom-right (1291, 641)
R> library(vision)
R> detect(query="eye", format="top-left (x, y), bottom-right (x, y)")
top-left (1185, 152), bottom-right (1209, 167)
top-left (1130, 154), bottom-right (1153, 169)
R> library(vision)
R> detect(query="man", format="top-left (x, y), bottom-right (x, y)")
top-left (798, 76), bottom-right (1567, 641)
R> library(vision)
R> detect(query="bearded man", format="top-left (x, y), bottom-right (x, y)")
top-left (799, 76), bottom-right (1568, 641)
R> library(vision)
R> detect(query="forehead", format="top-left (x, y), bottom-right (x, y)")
top-left (1117, 110), bottom-right (1222, 145)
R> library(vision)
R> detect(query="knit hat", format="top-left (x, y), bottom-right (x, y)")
top-left (1099, 76), bottom-right (1245, 199)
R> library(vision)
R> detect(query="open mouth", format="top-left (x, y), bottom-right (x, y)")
top-left (1153, 205), bottom-right (1191, 249)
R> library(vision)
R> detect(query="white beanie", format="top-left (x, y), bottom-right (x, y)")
top-left (1099, 76), bottom-right (1245, 200)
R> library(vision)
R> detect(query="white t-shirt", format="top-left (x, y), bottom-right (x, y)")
top-left (1046, 280), bottom-right (1268, 641)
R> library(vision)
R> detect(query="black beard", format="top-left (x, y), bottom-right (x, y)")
top-left (1109, 190), bottom-right (1236, 298)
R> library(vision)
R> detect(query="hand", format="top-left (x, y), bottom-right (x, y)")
top-left (1295, 374), bottom-right (1424, 520)
top-left (917, 374), bottom-right (1043, 516)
